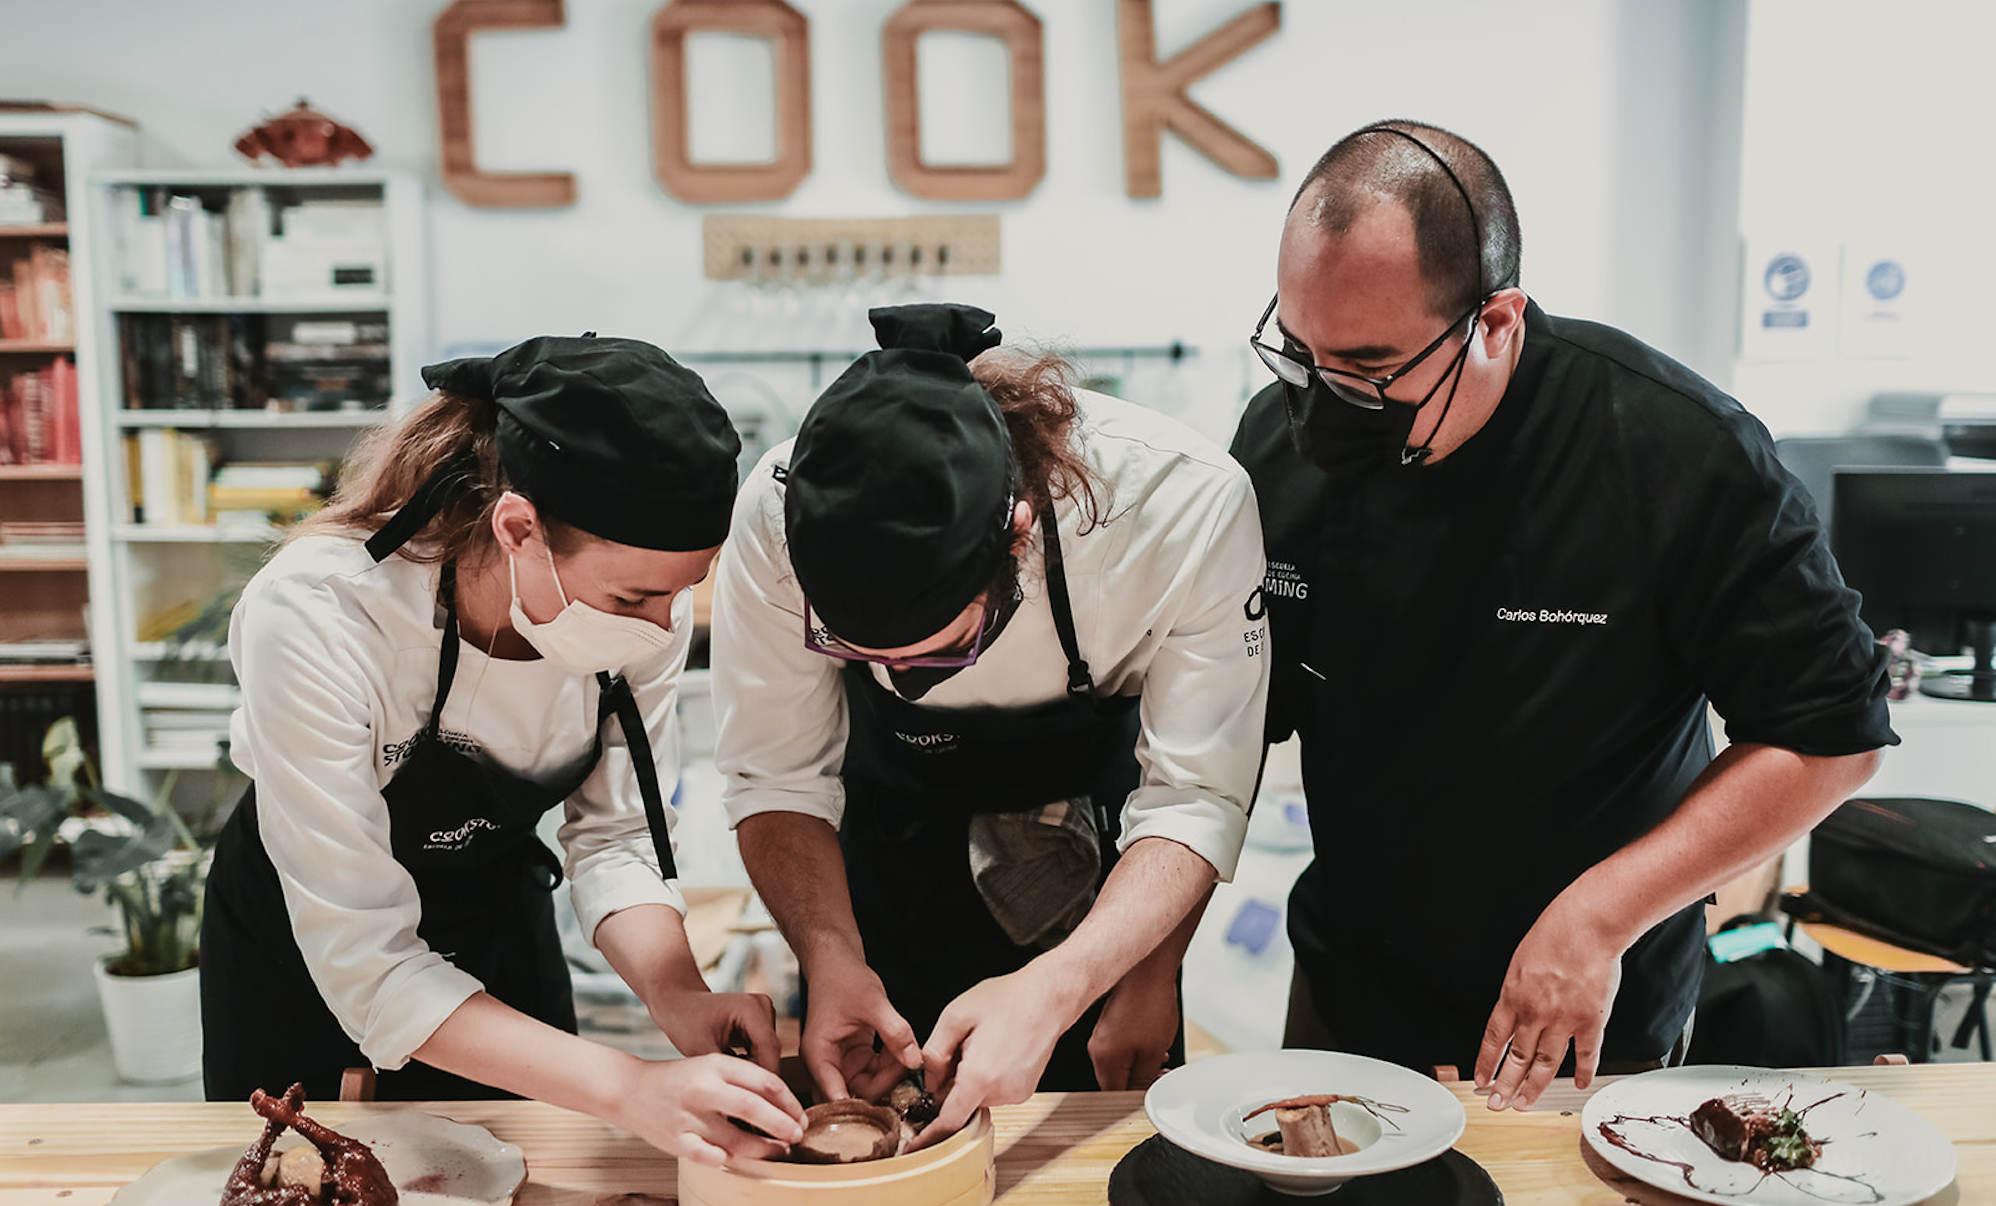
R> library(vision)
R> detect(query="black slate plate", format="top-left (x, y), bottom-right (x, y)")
top-left (1108, 1134), bottom-right (1503, 1206)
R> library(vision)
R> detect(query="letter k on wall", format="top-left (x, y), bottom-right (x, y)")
top-left (1117, 0), bottom-right (1283, 198)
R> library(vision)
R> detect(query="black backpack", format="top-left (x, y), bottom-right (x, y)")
top-left (1793, 796), bottom-right (1996, 968)
top-left (1687, 918), bottom-right (1846, 1067)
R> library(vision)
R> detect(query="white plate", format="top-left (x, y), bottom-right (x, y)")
top-left (1143, 1049), bottom-right (1467, 1197)
top-left (112, 1111), bottom-right (526, 1206)
top-left (1581, 1066), bottom-right (1957, 1206)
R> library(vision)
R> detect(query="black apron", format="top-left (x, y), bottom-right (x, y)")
top-left (834, 506), bottom-right (1181, 1091)
top-left (201, 512), bottom-right (678, 1102)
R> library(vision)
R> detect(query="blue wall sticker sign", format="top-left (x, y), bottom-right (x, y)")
top-left (1764, 253), bottom-right (1812, 303)
top-left (1866, 258), bottom-right (1907, 302)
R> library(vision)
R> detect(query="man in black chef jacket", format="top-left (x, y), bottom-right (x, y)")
top-left (1230, 119), bottom-right (1896, 1112)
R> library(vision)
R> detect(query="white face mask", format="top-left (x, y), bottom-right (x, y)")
top-left (508, 540), bottom-right (675, 674)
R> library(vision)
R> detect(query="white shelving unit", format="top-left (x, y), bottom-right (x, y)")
top-left (82, 167), bottom-right (429, 795)
top-left (0, 110), bottom-right (136, 772)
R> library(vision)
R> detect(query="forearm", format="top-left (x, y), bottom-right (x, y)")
top-left (1560, 742), bottom-right (1881, 950)
top-left (1126, 882), bottom-right (1214, 983)
top-left (736, 811), bottom-right (866, 974)
top-left (1034, 836), bottom-right (1218, 1017)
top-left (595, 903), bottom-right (707, 1002)
top-left (414, 993), bottom-right (638, 1118)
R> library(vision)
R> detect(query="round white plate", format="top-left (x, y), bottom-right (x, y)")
top-left (112, 1111), bottom-right (526, 1206)
top-left (1581, 1065), bottom-right (1957, 1206)
top-left (1144, 1050), bottom-right (1467, 1197)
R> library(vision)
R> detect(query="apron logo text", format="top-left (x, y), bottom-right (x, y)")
top-left (426, 816), bottom-right (500, 850)
top-left (895, 730), bottom-right (959, 749)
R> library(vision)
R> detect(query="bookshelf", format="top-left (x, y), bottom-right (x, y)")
top-left (83, 167), bottom-right (429, 795)
top-left (0, 110), bottom-right (134, 785)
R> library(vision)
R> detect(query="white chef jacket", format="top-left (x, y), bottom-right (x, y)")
top-left (226, 532), bottom-right (687, 1069)
top-left (712, 389), bottom-right (1271, 881)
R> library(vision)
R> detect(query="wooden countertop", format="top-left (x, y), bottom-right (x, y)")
top-left (3, 1064), bottom-right (1991, 1205)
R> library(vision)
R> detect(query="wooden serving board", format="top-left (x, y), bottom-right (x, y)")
top-left (3, 1064), bottom-right (1992, 1205)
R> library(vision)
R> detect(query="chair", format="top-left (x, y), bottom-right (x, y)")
top-left (1780, 888), bottom-right (1994, 1063)
top-left (1771, 435), bottom-right (1947, 537)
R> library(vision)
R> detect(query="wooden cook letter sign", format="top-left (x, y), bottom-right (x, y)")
top-left (432, 0), bottom-right (1280, 207)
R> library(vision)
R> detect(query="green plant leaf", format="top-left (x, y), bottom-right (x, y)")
top-left (70, 816), bottom-right (177, 893)
top-left (1, 785), bottom-right (72, 863)
top-left (15, 826), bottom-right (58, 890)
top-left (85, 787), bottom-right (156, 828)
top-left (41, 718), bottom-right (85, 790)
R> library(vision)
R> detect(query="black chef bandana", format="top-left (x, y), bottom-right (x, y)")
top-left (419, 334), bottom-right (740, 551)
top-left (785, 303), bottom-right (1015, 650)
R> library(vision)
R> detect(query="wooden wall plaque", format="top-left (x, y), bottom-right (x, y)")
top-left (1117, 0), bottom-right (1281, 199)
top-left (433, 0), bottom-right (578, 208)
top-left (651, 0), bottom-right (813, 203)
top-left (883, 0), bottom-right (1047, 202)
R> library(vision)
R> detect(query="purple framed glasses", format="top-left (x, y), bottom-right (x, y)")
top-left (803, 598), bottom-right (989, 668)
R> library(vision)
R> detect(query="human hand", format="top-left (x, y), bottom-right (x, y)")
top-left (800, 954), bottom-right (923, 1104)
top-left (909, 966), bottom-right (1079, 1151)
top-left (646, 988), bottom-right (783, 1072)
top-left (1473, 898), bottom-right (1625, 1111)
top-left (1088, 966), bottom-right (1178, 1091)
top-left (609, 1053), bottom-right (806, 1166)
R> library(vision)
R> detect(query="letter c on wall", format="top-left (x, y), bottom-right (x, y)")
top-left (433, 0), bottom-right (578, 207)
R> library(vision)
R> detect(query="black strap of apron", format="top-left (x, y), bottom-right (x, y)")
top-left (428, 563), bottom-right (463, 733)
top-left (364, 453), bottom-right (476, 562)
top-left (596, 671), bottom-right (681, 882)
top-left (1038, 501), bottom-right (1096, 698)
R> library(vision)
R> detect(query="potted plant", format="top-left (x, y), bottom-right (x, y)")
top-left (1, 718), bottom-right (211, 1084)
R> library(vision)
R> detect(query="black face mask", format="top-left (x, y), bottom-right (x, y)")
top-left (1283, 376), bottom-right (1423, 479)
top-left (1282, 318), bottom-right (1477, 478)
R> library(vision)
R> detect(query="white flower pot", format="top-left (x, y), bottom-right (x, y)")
top-left (92, 959), bottom-right (202, 1084)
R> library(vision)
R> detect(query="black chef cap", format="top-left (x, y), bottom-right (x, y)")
top-left (784, 304), bottom-right (1014, 649)
top-left (420, 334), bottom-right (740, 551)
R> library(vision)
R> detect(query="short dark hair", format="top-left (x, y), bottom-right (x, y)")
top-left (1291, 119), bottom-right (1521, 318)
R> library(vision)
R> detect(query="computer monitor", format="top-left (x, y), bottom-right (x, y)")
top-left (1831, 469), bottom-right (1996, 702)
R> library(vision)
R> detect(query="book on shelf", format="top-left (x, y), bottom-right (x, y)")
top-left (0, 542), bottom-right (85, 561)
top-left (122, 431), bottom-right (330, 527)
top-left (0, 243), bottom-right (73, 342)
top-left (0, 521), bottom-right (87, 544)
top-left (0, 639), bottom-right (90, 664)
top-left (135, 680), bottom-right (241, 710)
top-left (0, 153), bottom-right (63, 223)
top-left (0, 356), bottom-right (81, 464)
top-left (113, 186), bottom-right (386, 300)
top-left (119, 312), bottom-right (391, 413)
top-left (123, 427), bottom-right (217, 525)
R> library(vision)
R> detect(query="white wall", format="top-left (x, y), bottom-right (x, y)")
top-left (0, 0), bottom-right (1747, 443)
top-left (1734, 0), bottom-right (1996, 437)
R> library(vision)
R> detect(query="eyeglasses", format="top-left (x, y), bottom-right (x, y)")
top-left (1250, 293), bottom-right (1481, 412)
top-left (803, 598), bottom-right (990, 669)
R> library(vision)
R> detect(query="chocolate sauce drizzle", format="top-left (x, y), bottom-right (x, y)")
top-left (1595, 1087), bottom-right (1884, 1204)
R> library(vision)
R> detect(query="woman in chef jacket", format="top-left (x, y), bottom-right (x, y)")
top-left (200, 335), bottom-right (806, 1165)
top-left (711, 305), bottom-right (1271, 1142)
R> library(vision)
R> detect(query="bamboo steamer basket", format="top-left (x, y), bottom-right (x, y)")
top-left (677, 1107), bottom-right (994, 1206)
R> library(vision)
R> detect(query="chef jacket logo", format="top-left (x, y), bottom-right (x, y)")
top-left (426, 816), bottom-right (499, 851)
top-left (1263, 560), bottom-right (1310, 601)
top-left (1244, 587), bottom-right (1266, 622)
top-left (1763, 254), bottom-right (1811, 303)
top-left (1496, 606), bottom-right (1609, 627)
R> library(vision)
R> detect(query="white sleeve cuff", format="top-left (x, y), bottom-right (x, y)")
top-left (359, 957), bottom-right (485, 1071)
top-left (572, 863), bottom-right (688, 948)
top-left (1116, 787), bottom-right (1251, 882)
top-left (721, 784), bottom-right (847, 832)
